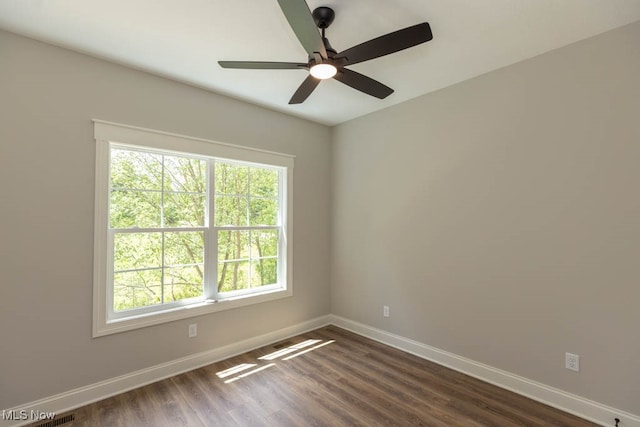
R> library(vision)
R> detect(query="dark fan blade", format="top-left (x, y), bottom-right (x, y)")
top-left (338, 22), bottom-right (432, 66)
top-left (277, 0), bottom-right (327, 58)
top-left (333, 68), bottom-right (394, 99)
top-left (218, 61), bottom-right (307, 70)
top-left (289, 74), bottom-right (321, 104)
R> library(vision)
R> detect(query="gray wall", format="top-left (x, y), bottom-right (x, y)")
top-left (331, 21), bottom-right (640, 414)
top-left (2, 19), bottom-right (640, 416)
top-left (0, 30), bottom-right (331, 408)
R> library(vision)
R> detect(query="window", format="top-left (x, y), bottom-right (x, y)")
top-left (93, 121), bottom-right (293, 337)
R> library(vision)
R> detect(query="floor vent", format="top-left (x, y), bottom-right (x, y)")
top-left (34, 414), bottom-right (75, 427)
top-left (272, 340), bottom-right (294, 349)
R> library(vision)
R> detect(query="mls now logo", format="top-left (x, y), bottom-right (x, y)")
top-left (2, 410), bottom-right (56, 421)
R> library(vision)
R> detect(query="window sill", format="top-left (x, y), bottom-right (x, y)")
top-left (93, 287), bottom-right (291, 338)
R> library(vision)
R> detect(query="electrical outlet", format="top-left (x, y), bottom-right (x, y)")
top-left (383, 305), bottom-right (390, 318)
top-left (565, 352), bottom-right (579, 372)
top-left (188, 323), bottom-right (197, 338)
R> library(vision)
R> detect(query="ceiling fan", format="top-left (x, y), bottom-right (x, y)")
top-left (219, 0), bottom-right (433, 104)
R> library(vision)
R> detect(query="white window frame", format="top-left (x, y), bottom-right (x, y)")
top-left (92, 120), bottom-right (294, 337)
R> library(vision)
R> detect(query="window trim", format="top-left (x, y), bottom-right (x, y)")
top-left (92, 120), bottom-right (294, 337)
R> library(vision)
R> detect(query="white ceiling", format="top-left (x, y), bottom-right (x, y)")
top-left (1, 0), bottom-right (639, 125)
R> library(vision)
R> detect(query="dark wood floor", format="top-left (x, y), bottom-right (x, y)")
top-left (38, 326), bottom-right (597, 426)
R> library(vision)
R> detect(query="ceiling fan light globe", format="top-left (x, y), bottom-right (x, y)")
top-left (310, 63), bottom-right (337, 79)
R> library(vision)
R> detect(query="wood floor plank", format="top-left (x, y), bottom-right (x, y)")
top-left (287, 345), bottom-right (455, 426)
top-left (34, 326), bottom-right (598, 427)
top-left (171, 370), bottom-right (239, 426)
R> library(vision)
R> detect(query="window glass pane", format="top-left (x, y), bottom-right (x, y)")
top-left (110, 149), bottom-right (162, 190)
top-left (251, 230), bottom-right (278, 258)
top-left (164, 232), bottom-right (204, 266)
top-left (164, 193), bottom-right (206, 227)
top-left (249, 198), bottom-right (278, 226)
top-left (218, 230), bottom-right (250, 262)
top-left (215, 163), bottom-right (248, 195)
top-left (250, 168), bottom-right (278, 198)
top-left (164, 156), bottom-right (207, 193)
top-left (215, 195), bottom-right (248, 226)
top-left (110, 190), bottom-right (161, 228)
top-left (114, 269), bottom-right (162, 311)
top-left (218, 261), bottom-right (249, 292)
top-left (114, 232), bottom-right (162, 271)
top-left (164, 266), bottom-right (204, 302)
top-left (105, 141), bottom-right (288, 323)
top-left (251, 259), bottom-right (278, 287)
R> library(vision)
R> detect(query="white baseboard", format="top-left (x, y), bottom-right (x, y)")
top-left (4, 314), bottom-right (637, 427)
top-left (329, 314), bottom-right (640, 427)
top-left (1, 315), bottom-right (331, 427)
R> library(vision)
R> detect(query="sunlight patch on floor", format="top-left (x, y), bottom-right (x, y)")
top-left (258, 339), bottom-right (322, 360)
top-left (282, 340), bottom-right (335, 360)
top-left (219, 338), bottom-right (336, 384)
top-left (216, 363), bottom-right (257, 379)
top-left (224, 363), bottom-right (276, 384)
